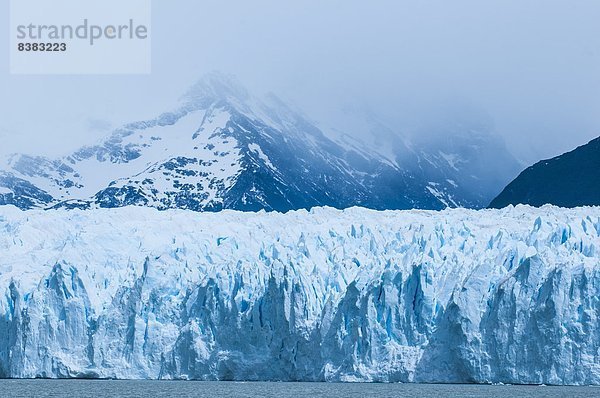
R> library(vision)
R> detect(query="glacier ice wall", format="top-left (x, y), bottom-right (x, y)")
top-left (0, 205), bottom-right (600, 384)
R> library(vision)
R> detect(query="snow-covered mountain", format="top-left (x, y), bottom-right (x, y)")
top-left (1, 205), bottom-right (599, 384)
top-left (0, 72), bottom-right (519, 212)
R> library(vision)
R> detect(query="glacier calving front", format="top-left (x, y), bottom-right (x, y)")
top-left (1, 205), bottom-right (599, 384)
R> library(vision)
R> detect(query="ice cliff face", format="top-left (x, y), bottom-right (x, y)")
top-left (1, 205), bottom-right (599, 384)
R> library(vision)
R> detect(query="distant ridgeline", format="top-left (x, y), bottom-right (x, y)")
top-left (490, 137), bottom-right (600, 209)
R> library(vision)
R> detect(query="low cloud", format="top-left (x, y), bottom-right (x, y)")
top-left (0, 0), bottom-right (598, 164)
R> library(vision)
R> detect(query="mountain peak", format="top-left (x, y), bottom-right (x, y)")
top-left (183, 71), bottom-right (250, 107)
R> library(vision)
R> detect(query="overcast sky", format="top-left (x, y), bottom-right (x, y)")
top-left (1, 0), bottom-right (599, 164)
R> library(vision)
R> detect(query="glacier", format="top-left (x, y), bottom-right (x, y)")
top-left (1, 204), bottom-right (600, 384)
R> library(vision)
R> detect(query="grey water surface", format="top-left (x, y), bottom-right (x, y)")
top-left (0, 381), bottom-right (599, 398)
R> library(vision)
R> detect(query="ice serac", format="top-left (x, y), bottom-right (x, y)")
top-left (1, 205), bottom-right (600, 384)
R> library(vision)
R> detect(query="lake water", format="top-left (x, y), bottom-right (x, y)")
top-left (0, 380), bottom-right (598, 398)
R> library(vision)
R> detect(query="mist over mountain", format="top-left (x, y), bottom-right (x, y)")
top-left (0, 73), bottom-right (520, 212)
top-left (2, 1), bottom-right (599, 167)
